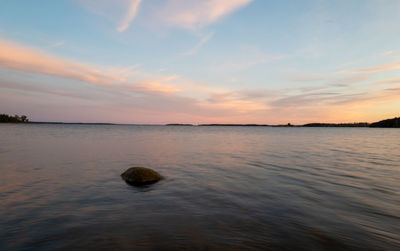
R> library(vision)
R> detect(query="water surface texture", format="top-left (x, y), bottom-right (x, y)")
top-left (1, 124), bottom-right (399, 250)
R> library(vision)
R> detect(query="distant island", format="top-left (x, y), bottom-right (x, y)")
top-left (0, 114), bottom-right (29, 123)
top-left (177, 117), bottom-right (400, 128)
top-left (166, 124), bottom-right (194, 126)
top-left (302, 122), bottom-right (370, 127)
top-left (369, 117), bottom-right (400, 128)
top-left (31, 122), bottom-right (114, 125)
top-left (1, 113), bottom-right (399, 128)
top-left (199, 124), bottom-right (270, 126)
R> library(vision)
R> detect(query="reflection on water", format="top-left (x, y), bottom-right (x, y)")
top-left (0, 124), bottom-right (399, 250)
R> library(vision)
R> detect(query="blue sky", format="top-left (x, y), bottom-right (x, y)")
top-left (0, 0), bottom-right (399, 124)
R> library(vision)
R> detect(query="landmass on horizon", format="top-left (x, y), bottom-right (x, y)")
top-left (2, 113), bottom-right (399, 128)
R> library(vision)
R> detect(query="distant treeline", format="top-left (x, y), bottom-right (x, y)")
top-left (166, 124), bottom-right (194, 126)
top-left (199, 124), bottom-right (270, 126)
top-left (166, 117), bottom-right (400, 128)
top-left (370, 117), bottom-right (400, 128)
top-left (0, 114), bottom-right (29, 123)
top-left (305, 117), bottom-right (399, 128)
top-left (303, 122), bottom-right (369, 127)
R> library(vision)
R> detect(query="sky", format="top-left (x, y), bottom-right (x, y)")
top-left (0, 0), bottom-right (400, 124)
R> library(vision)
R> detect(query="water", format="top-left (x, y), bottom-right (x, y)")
top-left (0, 124), bottom-right (399, 250)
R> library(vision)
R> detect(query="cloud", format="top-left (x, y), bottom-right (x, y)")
top-left (285, 71), bottom-right (375, 93)
top-left (268, 83), bottom-right (400, 113)
top-left (0, 39), bottom-right (117, 86)
top-left (211, 47), bottom-right (286, 73)
top-left (202, 89), bottom-right (273, 113)
top-left (200, 98), bottom-right (266, 113)
top-left (367, 78), bottom-right (400, 86)
top-left (0, 80), bottom-right (93, 100)
top-left (329, 73), bottom-right (373, 87)
top-left (117, 0), bottom-right (142, 32)
top-left (79, 0), bottom-right (141, 32)
top-left (183, 32), bottom-right (214, 55)
top-left (341, 62), bottom-right (400, 74)
top-left (157, 0), bottom-right (252, 30)
top-left (121, 75), bottom-right (181, 94)
top-left (269, 92), bottom-right (341, 108)
top-left (49, 41), bottom-right (65, 48)
top-left (0, 38), bottom-right (179, 94)
top-left (286, 73), bottom-right (326, 82)
top-left (79, 0), bottom-right (251, 31)
top-left (381, 50), bottom-right (394, 56)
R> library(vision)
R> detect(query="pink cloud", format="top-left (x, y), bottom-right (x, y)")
top-left (0, 39), bottom-right (117, 86)
top-left (157, 0), bottom-right (252, 30)
top-left (341, 62), bottom-right (400, 74)
top-left (79, 0), bottom-right (142, 32)
top-left (0, 39), bottom-right (180, 94)
top-left (183, 32), bottom-right (214, 55)
top-left (117, 0), bottom-right (142, 32)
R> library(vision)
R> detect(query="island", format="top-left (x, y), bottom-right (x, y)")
top-left (0, 114), bottom-right (29, 123)
top-left (166, 124), bottom-right (193, 126)
top-left (303, 122), bottom-right (369, 127)
top-left (369, 117), bottom-right (400, 128)
top-left (198, 124), bottom-right (270, 126)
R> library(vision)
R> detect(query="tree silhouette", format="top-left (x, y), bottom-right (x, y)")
top-left (0, 114), bottom-right (29, 123)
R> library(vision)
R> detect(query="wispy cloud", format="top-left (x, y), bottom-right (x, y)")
top-left (381, 50), bottom-right (394, 56)
top-left (0, 80), bottom-right (93, 100)
top-left (269, 92), bottom-right (340, 108)
top-left (117, 0), bottom-right (142, 32)
top-left (0, 38), bottom-right (179, 94)
top-left (201, 89), bottom-right (274, 113)
top-left (329, 73), bottom-right (373, 87)
top-left (286, 73), bottom-right (326, 82)
top-left (341, 61), bottom-right (400, 74)
top-left (183, 32), bottom-right (214, 55)
top-left (79, 0), bottom-right (141, 32)
top-left (0, 39), bottom-right (116, 86)
top-left (48, 41), bottom-right (65, 48)
top-left (212, 53), bottom-right (286, 73)
top-left (367, 78), bottom-right (400, 86)
top-left (79, 0), bottom-right (250, 32)
top-left (157, 0), bottom-right (252, 30)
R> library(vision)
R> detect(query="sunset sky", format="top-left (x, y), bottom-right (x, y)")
top-left (1, 0), bottom-right (399, 124)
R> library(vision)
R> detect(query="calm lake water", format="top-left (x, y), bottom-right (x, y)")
top-left (0, 124), bottom-right (399, 250)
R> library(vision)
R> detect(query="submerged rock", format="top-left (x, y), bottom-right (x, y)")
top-left (121, 167), bottom-right (162, 186)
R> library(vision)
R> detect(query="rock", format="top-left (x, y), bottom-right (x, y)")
top-left (121, 167), bottom-right (162, 186)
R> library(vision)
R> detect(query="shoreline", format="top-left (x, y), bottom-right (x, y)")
top-left (1, 116), bottom-right (399, 128)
